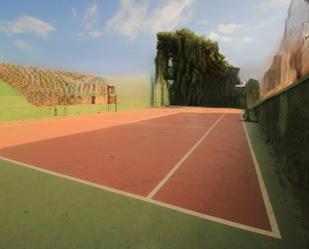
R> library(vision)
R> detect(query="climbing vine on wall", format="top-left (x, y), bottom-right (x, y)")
top-left (154, 28), bottom-right (246, 107)
top-left (245, 79), bottom-right (260, 108)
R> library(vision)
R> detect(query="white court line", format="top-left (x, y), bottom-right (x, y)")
top-left (242, 120), bottom-right (281, 239)
top-left (0, 156), bottom-right (280, 238)
top-left (135, 122), bottom-right (207, 129)
top-left (147, 113), bottom-right (226, 199)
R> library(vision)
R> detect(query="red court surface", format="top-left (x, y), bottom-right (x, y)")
top-left (0, 107), bottom-right (278, 236)
top-left (152, 114), bottom-right (270, 230)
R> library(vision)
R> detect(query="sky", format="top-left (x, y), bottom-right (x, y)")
top-left (0, 0), bottom-right (292, 82)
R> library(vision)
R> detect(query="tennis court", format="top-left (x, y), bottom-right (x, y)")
top-left (0, 107), bottom-right (280, 239)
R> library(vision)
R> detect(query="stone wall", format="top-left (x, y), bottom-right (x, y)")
top-left (245, 74), bottom-right (309, 223)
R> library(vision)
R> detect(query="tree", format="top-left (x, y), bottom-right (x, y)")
top-left (154, 28), bottom-right (243, 107)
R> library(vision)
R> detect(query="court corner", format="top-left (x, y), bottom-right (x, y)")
top-left (244, 121), bottom-right (309, 247)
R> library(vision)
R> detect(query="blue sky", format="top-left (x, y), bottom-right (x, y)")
top-left (0, 0), bottom-right (291, 81)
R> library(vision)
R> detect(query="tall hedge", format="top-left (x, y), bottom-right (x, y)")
top-left (154, 28), bottom-right (245, 107)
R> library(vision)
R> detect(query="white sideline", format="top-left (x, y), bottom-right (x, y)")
top-left (0, 112), bottom-right (281, 239)
top-left (147, 113), bottom-right (226, 199)
top-left (0, 155), bottom-right (280, 238)
top-left (242, 120), bottom-right (281, 239)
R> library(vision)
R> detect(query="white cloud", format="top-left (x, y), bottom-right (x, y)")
top-left (208, 31), bottom-right (220, 41)
top-left (72, 7), bottom-right (77, 20)
top-left (218, 23), bottom-right (240, 34)
top-left (12, 39), bottom-right (30, 48)
top-left (73, 32), bottom-right (85, 38)
top-left (197, 20), bottom-right (208, 27)
top-left (89, 30), bottom-right (103, 38)
top-left (106, 0), bottom-right (147, 39)
top-left (86, 2), bottom-right (97, 17)
top-left (0, 16), bottom-right (55, 38)
top-left (221, 36), bottom-right (233, 43)
top-left (209, 22), bottom-right (253, 44)
top-left (241, 36), bottom-right (254, 43)
top-left (83, 2), bottom-right (99, 30)
top-left (208, 32), bottom-right (254, 44)
top-left (105, 0), bottom-right (193, 39)
top-left (259, 0), bottom-right (290, 9)
top-left (146, 0), bottom-right (193, 33)
top-left (222, 36), bottom-right (254, 43)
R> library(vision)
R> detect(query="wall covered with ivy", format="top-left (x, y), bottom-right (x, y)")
top-left (154, 28), bottom-right (246, 108)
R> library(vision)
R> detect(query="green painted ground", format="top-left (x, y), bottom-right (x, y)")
top-left (0, 77), bottom-right (152, 122)
top-left (0, 122), bottom-right (308, 248)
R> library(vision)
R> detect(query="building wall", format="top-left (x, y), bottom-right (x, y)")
top-left (246, 74), bottom-right (309, 194)
top-left (262, 0), bottom-right (309, 96)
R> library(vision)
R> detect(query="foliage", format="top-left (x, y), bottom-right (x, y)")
top-left (245, 79), bottom-right (260, 108)
top-left (0, 77), bottom-right (151, 122)
top-left (0, 63), bottom-right (111, 107)
top-left (154, 28), bottom-right (244, 107)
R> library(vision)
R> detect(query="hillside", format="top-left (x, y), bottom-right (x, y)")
top-left (0, 63), bottom-right (113, 106)
top-left (0, 65), bottom-right (152, 122)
